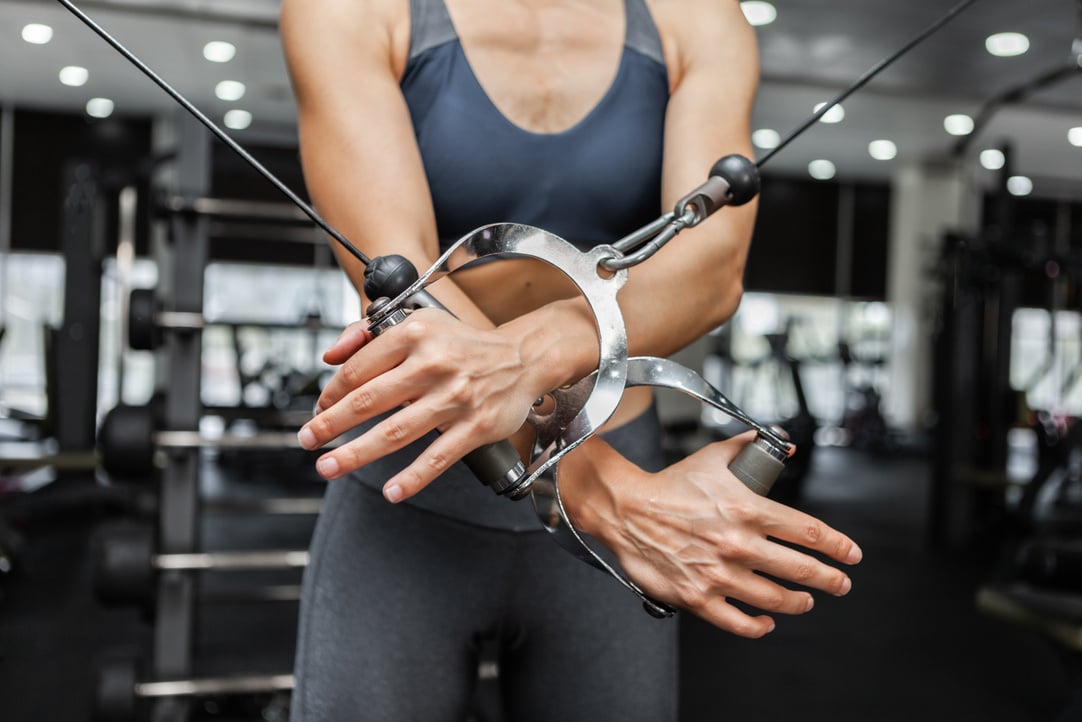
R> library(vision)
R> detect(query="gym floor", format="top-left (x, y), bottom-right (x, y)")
top-left (1, 444), bottom-right (1074, 721)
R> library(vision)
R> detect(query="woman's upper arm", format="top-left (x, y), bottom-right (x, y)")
top-left (280, 0), bottom-right (437, 292)
top-left (660, 0), bottom-right (759, 207)
top-left (606, 0), bottom-right (759, 359)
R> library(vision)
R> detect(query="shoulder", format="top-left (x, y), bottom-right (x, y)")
top-left (646, 0), bottom-right (757, 89)
top-left (281, 0), bottom-right (410, 76)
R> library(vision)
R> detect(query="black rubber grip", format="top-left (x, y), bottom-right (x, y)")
top-left (463, 439), bottom-right (525, 490)
top-left (728, 438), bottom-right (785, 496)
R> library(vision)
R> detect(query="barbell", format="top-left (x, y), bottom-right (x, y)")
top-left (96, 655), bottom-right (293, 722)
top-left (127, 288), bottom-right (340, 352)
top-left (97, 404), bottom-right (332, 478)
top-left (93, 522), bottom-right (308, 609)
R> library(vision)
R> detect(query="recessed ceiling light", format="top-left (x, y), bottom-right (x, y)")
top-left (979, 149), bottom-right (1005, 170)
top-left (986, 32), bottom-right (1029, 57)
top-left (740, 1), bottom-right (777, 27)
top-left (215, 80), bottom-right (246, 101)
top-left (203, 41), bottom-right (236, 63)
top-left (752, 128), bottom-right (780, 149)
top-left (1069, 127), bottom-right (1082, 147)
top-left (59, 66), bottom-right (89, 87)
top-left (868, 140), bottom-right (897, 161)
top-left (224, 109), bottom-right (252, 130)
top-left (21, 23), bottom-right (53, 44)
top-left (86, 97), bottom-right (114, 119)
top-left (814, 102), bottom-right (845, 124)
top-left (1007, 176), bottom-right (1033, 196)
top-left (944, 114), bottom-right (974, 136)
top-left (808, 159), bottom-right (836, 180)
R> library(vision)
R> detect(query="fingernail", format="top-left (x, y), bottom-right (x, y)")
top-left (805, 595), bottom-right (815, 612)
top-left (765, 620), bottom-right (776, 635)
top-left (316, 456), bottom-right (339, 478)
top-left (847, 545), bottom-right (863, 564)
top-left (837, 576), bottom-right (852, 596)
top-left (312, 401), bottom-right (324, 415)
top-left (384, 483), bottom-right (403, 503)
top-left (298, 427), bottom-right (317, 450)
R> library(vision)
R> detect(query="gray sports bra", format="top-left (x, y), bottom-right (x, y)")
top-left (400, 0), bottom-right (670, 250)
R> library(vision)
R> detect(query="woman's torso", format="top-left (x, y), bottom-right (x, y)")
top-left (396, 0), bottom-right (672, 428)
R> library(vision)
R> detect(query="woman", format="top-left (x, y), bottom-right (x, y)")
top-left (281, 0), bottom-right (861, 718)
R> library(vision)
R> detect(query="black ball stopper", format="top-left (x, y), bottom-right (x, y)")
top-left (708, 154), bottom-right (760, 207)
top-left (363, 254), bottom-right (420, 300)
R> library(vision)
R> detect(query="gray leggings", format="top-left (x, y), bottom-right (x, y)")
top-left (291, 419), bottom-right (678, 720)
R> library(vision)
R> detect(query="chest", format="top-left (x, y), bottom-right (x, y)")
top-left (443, 0), bottom-right (626, 134)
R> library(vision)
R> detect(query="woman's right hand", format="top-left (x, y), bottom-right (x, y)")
top-left (560, 433), bottom-right (862, 638)
top-left (299, 306), bottom-right (579, 501)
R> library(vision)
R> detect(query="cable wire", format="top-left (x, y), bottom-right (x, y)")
top-left (757, 0), bottom-right (982, 169)
top-left (54, 0), bottom-right (372, 266)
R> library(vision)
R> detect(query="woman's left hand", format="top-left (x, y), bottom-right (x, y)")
top-left (559, 434), bottom-right (862, 637)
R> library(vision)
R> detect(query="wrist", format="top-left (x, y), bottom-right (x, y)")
top-left (497, 298), bottom-right (600, 395)
top-left (554, 438), bottom-right (629, 540)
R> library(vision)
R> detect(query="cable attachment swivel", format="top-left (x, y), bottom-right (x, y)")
top-left (600, 154), bottom-right (759, 272)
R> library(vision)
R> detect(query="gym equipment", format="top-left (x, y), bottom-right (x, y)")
top-left (97, 403), bottom-right (330, 479)
top-left (363, 227), bottom-right (791, 617)
top-left (96, 656), bottom-right (293, 722)
top-left (93, 522), bottom-right (307, 608)
top-left (54, 163), bottom-right (105, 456)
top-left (977, 584), bottom-right (1082, 652)
top-left (127, 288), bottom-right (341, 352)
top-left (838, 336), bottom-right (894, 454)
top-left (1014, 538), bottom-right (1082, 592)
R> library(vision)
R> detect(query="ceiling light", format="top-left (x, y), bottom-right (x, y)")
top-left (59, 66), bottom-right (89, 87)
top-left (203, 41), bottom-right (236, 63)
top-left (86, 97), bottom-right (114, 119)
top-left (808, 159), bottom-right (836, 180)
top-left (740, 1), bottom-right (777, 27)
top-left (1069, 127), bottom-right (1082, 147)
top-left (979, 149), bottom-right (1005, 170)
top-left (21, 23), bottom-right (53, 44)
top-left (985, 32), bottom-right (1029, 57)
top-left (868, 140), bottom-right (897, 161)
top-left (224, 109), bottom-right (252, 130)
top-left (215, 80), bottom-right (246, 101)
top-left (1007, 176), bottom-right (1033, 196)
top-left (814, 102), bottom-right (845, 124)
top-left (752, 128), bottom-right (780, 149)
top-left (944, 114), bottom-right (974, 136)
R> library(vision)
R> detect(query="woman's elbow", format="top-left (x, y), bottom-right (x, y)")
top-left (711, 272), bottom-right (744, 326)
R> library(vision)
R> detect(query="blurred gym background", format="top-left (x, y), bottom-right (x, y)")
top-left (1, 0), bottom-right (1081, 720)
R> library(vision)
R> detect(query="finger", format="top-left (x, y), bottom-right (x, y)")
top-left (718, 430), bottom-right (757, 459)
top-left (750, 540), bottom-right (854, 597)
top-left (382, 424), bottom-right (481, 502)
top-left (316, 331), bottom-right (412, 411)
top-left (313, 401), bottom-right (455, 480)
top-left (713, 567), bottom-right (817, 616)
top-left (765, 505), bottom-right (863, 566)
top-left (322, 321), bottom-right (373, 366)
top-left (299, 367), bottom-right (418, 450)
top-left (696, 596), bottom-right (777, 639)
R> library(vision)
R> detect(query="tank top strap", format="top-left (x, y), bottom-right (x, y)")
top-left (408, 0), bottom-right (457, 62)
top-left (625, 0), bottom-right (665, 66)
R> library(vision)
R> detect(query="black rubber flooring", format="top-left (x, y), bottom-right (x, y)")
top-left (1, 445), bottom-right (1078, 721)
